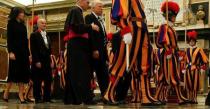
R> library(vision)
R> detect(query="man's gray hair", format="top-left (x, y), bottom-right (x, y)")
top-left (37, 18), bottom-right (46, 27)
top-left (91, 0), bottom-right (103, 8)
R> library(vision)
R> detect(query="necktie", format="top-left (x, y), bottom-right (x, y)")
top-left (98, 17), bottom-right (107, 46)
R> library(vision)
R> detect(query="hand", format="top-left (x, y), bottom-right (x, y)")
top-left (35, 62), bottom-right (42, 69)
top-left (191, 65), bottom-right (196, 71)
top-left (182, 69), bottom-right (186, 74)
top-left (179, 56), bottom-right (183, 61)
top-left (9, 52), bottom-right (16, 60)
top-left (29, 56), bottom-right (32, 64)
top-left (51, 62), bottom-right (55, 69)
top-left (154, 70), bottom-right (157, 74)
top-left (107, 42), bottom-right (112, 48)
top-left (201, 69), bottom-right (205, 73)
top-left (93, 50), bottom-right (99, 59)
top-left (91, 23), bottom-right (99, 32)
top-left (106, 61), bottom-right (109, 65)
top-left (29, 80), bottom-right (33, 85)
top-left (123, 33), bottom-right (132, 44)
top-left (165, 49), bottom-right (172, 59)
top-left (166, 54), bottom-right (172, 59)
top-left (107, 42), bottom-right (112, 51)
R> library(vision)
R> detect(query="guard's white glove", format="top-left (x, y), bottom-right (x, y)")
top-left (201, 69), bottom-right (205, 73)
top-left (182, 69), bottom-right (186, 74)
top-left (123, 33), bottom-right (132, 44)
top-left (154, 69), bottom-right (157, 74)
top-left (165, 50), bottom-right (172, 59)
top-left (179, 56), bottom-right (183, 61)
top-left (166, 54), bottom-right (172, 59)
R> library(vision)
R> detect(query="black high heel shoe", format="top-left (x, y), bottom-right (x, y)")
top-left (18, 96), bottom-right (27, 104)
top-left (25, 97), bottom-right (35, 103)
top-left (2, 90), bottom-right (8, 102)
top-left (24, 85), bottom-right (34, 103)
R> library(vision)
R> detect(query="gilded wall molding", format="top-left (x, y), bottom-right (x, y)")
top-left (27, 1), bottom-right (75, 11)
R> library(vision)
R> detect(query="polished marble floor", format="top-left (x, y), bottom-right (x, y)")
top-left (0, 99), bottom-right (210, 109)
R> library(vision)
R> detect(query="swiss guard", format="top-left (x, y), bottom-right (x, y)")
top-left (185, 30), bottom-right (208, 104)
top-left (103, 0), bottom-right (161, 105)
top-left (155, 1), bottom-right (189, 105)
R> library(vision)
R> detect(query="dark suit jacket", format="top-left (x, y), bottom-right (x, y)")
top-left (30, 31), bottom-right (51, 76)
top-left (85, 13), bottom-right (108, 61)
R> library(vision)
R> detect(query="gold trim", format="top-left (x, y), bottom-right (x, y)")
top-left (27, 1), bottom-right (75, 11)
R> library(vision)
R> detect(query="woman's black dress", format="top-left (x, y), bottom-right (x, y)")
top-left (7, 19), bottom-right (30, 83)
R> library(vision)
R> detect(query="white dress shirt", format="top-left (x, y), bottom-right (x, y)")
top-left (40, 30), bottom-right (49, 48)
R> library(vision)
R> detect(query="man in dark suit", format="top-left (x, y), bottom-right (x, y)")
top-left (85, 0), bottom-right (109, 99)
top-left (30, 18), bottom-right (52, 103)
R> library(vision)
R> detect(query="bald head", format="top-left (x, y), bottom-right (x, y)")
top-left (37, 18), bottom-right (46, 31)
top-left (76, 0), bottom-right (90, 11)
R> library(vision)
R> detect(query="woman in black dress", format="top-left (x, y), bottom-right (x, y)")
top-left (2, 7), bottom-right (30, 103)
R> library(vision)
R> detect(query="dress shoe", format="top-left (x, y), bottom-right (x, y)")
top-left (102, 98), bottom-right (118, 105)
top-left (141, 103), bottom-right (154, 106)
top-left (84, 100), bottom-right (97, 105)
top-left (35, 99), bottom-right (44, 104)
top-left (25, 97), bottom-right (35, 103)
top-left (20, 100), bottom-right (27, 104)
top-left (19, 98), bottom-right (27, 104)
top-left (18, 95), bottom-right (27, 104)
top-left (118, 100), bottom-right (128, 104)
top-left (178, 101), bottom-right (187, 105)
top-left (160, 101), bottom-right (166, 105)
top-left (190, 101), bottom-right (198, 104)
top-left (154, 101), bottom-right (164, 106)
top-left (141, 101), bottom-right (162, 106)
top-left (44, 100), bottom-right (55, 103)
top-left (184, 100), bottom-right (191, 104)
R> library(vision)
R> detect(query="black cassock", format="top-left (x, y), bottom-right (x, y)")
top-left (64, 6), bottom-right (93, 105)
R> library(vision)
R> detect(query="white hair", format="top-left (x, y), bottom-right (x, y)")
top-left (91, 0), bottom-right (103, 8)
top-left (37, 18), bottom-right (46, 27)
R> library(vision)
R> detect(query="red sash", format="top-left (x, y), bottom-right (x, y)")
top-left (68, 28), bottom-right (88, 39)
